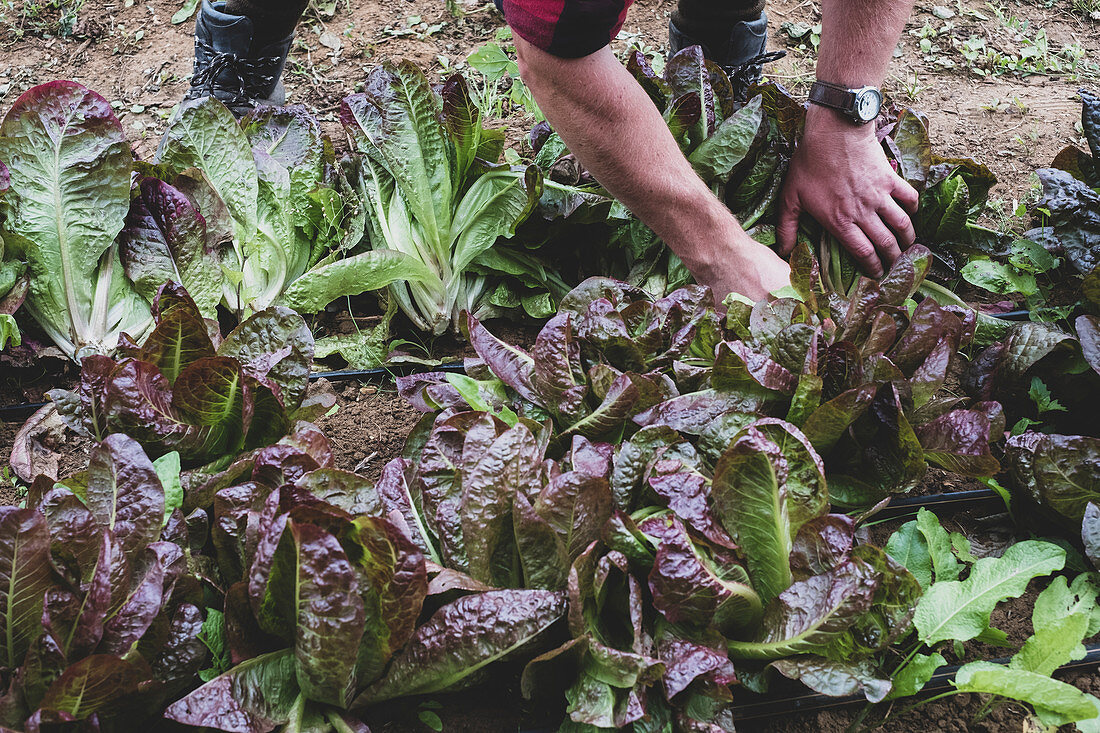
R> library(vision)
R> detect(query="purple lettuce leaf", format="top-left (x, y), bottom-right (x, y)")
top-left (914, 408), bottom-right (1001, 477)
top-left (0, 508), bottom-right (52, 670)
top-left (292, 468), bottom-right (382, 517)
top-left (37, 487), bottom-right (100, 584)
top-left (965, 321), bottom-right (1077, 401)
top-left (725, 557), bottom-right (880, 660)
top-left (770, 656), bottom-right (891, 702)
top-left (532, 312), bottom-right (590, 422)
top-left (345, 515), bottom-right (428, 687)
top-left (559, 371), bottom-right (643, 439)
top-left (353, 589), bottom-right (566, 705)
top-left (647, 459), bottom-right (733, 549)
top-left (99, 541), bottom-right (184, 656)
top-left (610, 425), bottom-right (684, 511)
top-left (656, 631), bottom-right (736, 701)
top-left (84, 434), bottom-right (164, 555)
top-left (151, 603), bottom-right (208, 691)
top-left (514, 490), bottom-right (571, 590)
top-left (119, 179), bottom-right (222, 319)
top-left (825, 384), bottom-right (926, 506)
top-left (460, 422), bottom-right (541, 585)
top-left (38, 655), bottom-right (146, 721)
top-left (789, 514), bottom-right (855, 580)
top-left (1078, 315), bottom-right (1100, 376)
top-left (749, 419), bottom-right (828, 531)
top-left (212, 481), bottom-right (263, 583)
top-left (164, 649), bottom-right (299, 732)
top-left (375, 457), bottom-right (437, 561)
top-left (217, 305), bottom-right (314, 414)
top-left (50, 354), bottom-right (115, 441)
top-left (889, 299), bottom-right (970, 377)
top-left (534, 470), bottom-right (613, 567)
top-left (846, 544), bottom-right (922, 652)
top-left (465, 313), bottom-right (540, 405)
top-left (647, 515), bottom-right (762, 634)
top-left (1005, 432), bottom-right (1100, 523)
top-left (793, 384), bottom-right (877, 456)
top-left (1084, 503), bottom-right (1100, 569)
top-left (285, 519), bottom-right (365, 707)
top-left (126, 284), bottom-right (215, 385)
top-left (712, 340), bottom-right (797, 395)
top-left (634, 389), bottom-right (775, 435)
top-left (41, 531), bottom-right (114, 662)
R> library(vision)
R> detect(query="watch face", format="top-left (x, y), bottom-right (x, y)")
top-left (855, 89), bottom-right (882, 122)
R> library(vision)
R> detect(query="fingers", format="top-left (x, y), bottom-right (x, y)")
top-left (864, 217), bottom-right (903, 271)
top-left (776, 198), bottom-right (800, 257)
top-left (879, 199), bottom-right (917, 249)
top-left (833, 222), bottom-right (884, 278)
top-left (893, 178), bottom-right (920, 215)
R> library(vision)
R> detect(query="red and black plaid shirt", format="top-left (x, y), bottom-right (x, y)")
top-left (500, 0), bottom-right (635, 58)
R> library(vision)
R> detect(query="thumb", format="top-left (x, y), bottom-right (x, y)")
top-left (776, 197), bottom-right (801, 256)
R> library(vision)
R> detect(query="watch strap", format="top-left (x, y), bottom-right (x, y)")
top-left (808, 80), bottom-right (856, 112)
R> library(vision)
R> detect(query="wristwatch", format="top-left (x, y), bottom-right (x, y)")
top-left (808, 81), bottom-right (883, 124)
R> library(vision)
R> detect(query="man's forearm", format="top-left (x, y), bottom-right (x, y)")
top-left (513, 36), bottom-right (789, 300)
top-left (816, 0), bottom-right (914, 89)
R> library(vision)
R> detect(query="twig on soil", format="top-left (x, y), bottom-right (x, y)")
top-left (66, 38), bottom-right (92, 64)
top-left (353, 451), bottom-right (378, 474)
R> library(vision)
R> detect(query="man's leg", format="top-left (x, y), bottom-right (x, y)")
top-left (184, 0), bottom-right (307, 116)
top-left (669, 0), bottom-right (775, 91)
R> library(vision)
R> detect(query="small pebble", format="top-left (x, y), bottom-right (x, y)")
top-left (360, 385), bottom-right (377, 395)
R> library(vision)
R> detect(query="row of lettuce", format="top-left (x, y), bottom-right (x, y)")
top-left (0, 53), bottom-right (1099, 731)
top-left (2, 252), bottom-right (1099, 731)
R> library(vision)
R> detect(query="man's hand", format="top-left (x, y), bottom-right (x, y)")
top-left (696, 230), bottom-right (792, 303)
top-left (776, 105), bottom-right (918, 278)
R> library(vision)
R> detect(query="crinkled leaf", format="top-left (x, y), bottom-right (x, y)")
top-left (771, 656), bottom-right (891, 703)
top-left (647, 516), bottom-right (762, 634)
top-left (85, 433), bottom-right (164, 554)
top-left (726, 558), bottom-right (879, 660)
top-left (0, 507), bottom-right (51, 669)
top-left (119, 176), bottom-right (222, 318)
top-left (218, 305), bottom-right (313, 412)
top-left (355, 589), bottom-right (566, 704)
top-left (1084, 503), bottom-right (1100, 569)
top-left (688, 96), bottom-right (763, 182)
top-left (157, 96), bottom-right (258, 244)
top-left (287, 519), bottom-right (365, 708)
top-left (1006, 433), bottom-right (1100, 523)
top-left (164, 649), bottom-right (299, 732)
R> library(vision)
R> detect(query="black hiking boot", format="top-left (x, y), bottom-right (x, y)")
top-left (184, 0), bottom-right (293, 117)
top-left (669, 12), bottom-right (785, 102)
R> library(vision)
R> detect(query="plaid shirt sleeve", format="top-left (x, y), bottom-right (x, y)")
top-left (500, 0), bottom-right (635, 58)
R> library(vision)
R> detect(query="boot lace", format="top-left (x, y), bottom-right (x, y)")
top-left (186, 38), bottom-right (281, 107)
top-left (723, 50), bottom-right (787, 104)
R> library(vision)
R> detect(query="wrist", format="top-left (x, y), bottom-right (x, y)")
top-left (803, 102), bottom-right (877, 142)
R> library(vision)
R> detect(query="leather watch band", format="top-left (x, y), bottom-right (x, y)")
top-left (808, 81), bottom-right (856, 112)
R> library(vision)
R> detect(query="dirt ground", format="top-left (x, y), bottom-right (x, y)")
top-left (2, 0), bottom-right (1099, 729)
top-left (1, 0), bottom-right (1096, 203)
